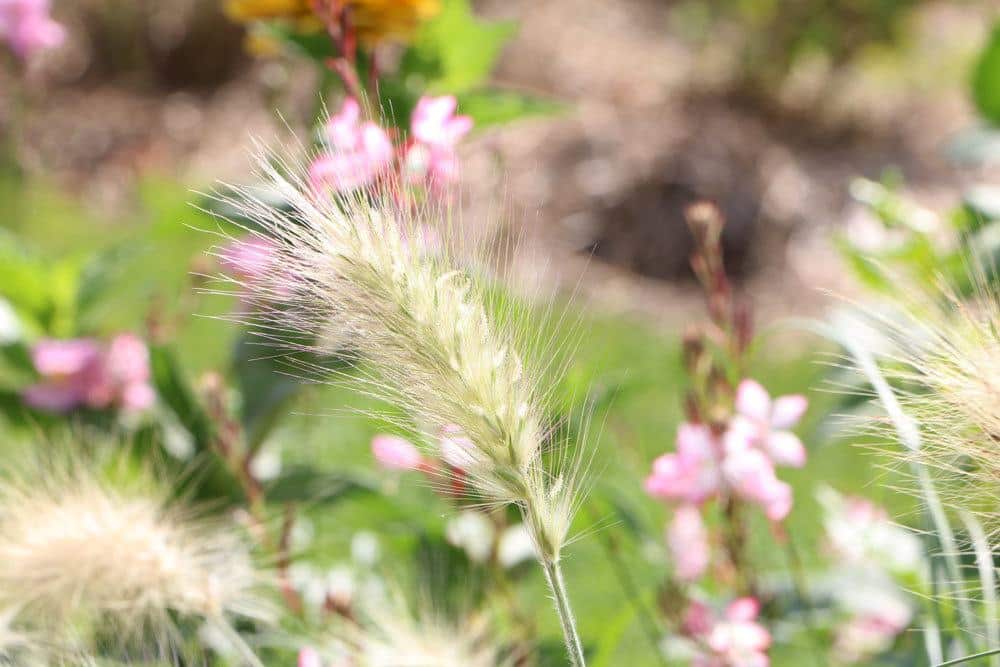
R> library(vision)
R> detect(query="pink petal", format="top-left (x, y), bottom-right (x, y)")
top-left (764, 431), bottom-right (806, 468)
top-left (31, 338), bottom-right (101, 377)
top-left (667, 505), bottom-right (710, 581)
top-left (770, 394), bottom-right (807, 429)
top-left (735, 379), bottom-right (771, 422)
top-left (105, 333), bottom-right (151, 385)
top-left (297, 647), bottom-right (322, 667)
top-left (726, 598), bottom-right (761, 622)
top-left (219, 237), bottom-right (277, 282)
top-left (371, 435), bottom-right (422, 470)
top-left (763, 481), bottom-right (793, 521)
top-left (677, 422), bottom-right (718, 460)
top-left (324, 98), bottom-right (362, 148)
top-left (22, 383), bottom-right (83, 412)
top-left (121, 382), bottom-right (156, 412)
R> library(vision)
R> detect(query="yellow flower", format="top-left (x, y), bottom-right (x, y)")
top-left (224, 0), bottom-right (312, 22)
top-left (349, 0), bottom-right (440, 46)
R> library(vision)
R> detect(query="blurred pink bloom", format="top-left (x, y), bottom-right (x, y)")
top-left (23, 338), bottom-right (103, 412)
top-left (297, 647), bottom-right (322, 667)
top-left (644, 422), bottom-right (722, 504)
top-left (310, 98), bottom-right (394, 192)
top-left (732, 379), bottom-right (807, 468)
top-left (372, 434), bottom-right (423, 471)
top-left (22, 334), bottom-right (154, 414)
top-left (411, 95), bottom-right (473, 148)
top-left (667, 505), bottom-right (710, 581)
top-left (722, 433), bottom-right (792, 521)
top-left (687, 598), bottom-right (771, 667)
top-left (219, 236), bottom-right (278, 284)
top-left (104, 333), bottom-right (155, 411)
top-left (407, 95), bottom-right (472, 189)
top-left (0, 0), bottom-right (64, 60)
top-left (30, 338), bottom-right (101, 377)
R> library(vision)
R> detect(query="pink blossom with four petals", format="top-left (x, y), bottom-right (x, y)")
top-left (0, 0), bottom-right (64, 60)
top-left (731, 379), bottom-right (808, 468)
top-left (309, 98), bottom-right (394, 193)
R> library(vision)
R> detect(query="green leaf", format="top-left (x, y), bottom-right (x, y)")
top-left (150, 344), bottom-right (214, 453)
top-left (456, 89), bottom-right (563, 127)
top-left (973, 22), bottom-right (1000, 126)
top-left (398, 0), bottom-right (516, 95)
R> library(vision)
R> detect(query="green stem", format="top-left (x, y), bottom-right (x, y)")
top-left (542, 558), bottom-right (587, 667)
top-left (937, 648), bottom-right (1000, 667)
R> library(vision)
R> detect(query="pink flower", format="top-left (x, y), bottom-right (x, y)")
top-left (104, 333), bottom-right (155, 412)
top-left (219, 236), bottom-right (278, 284)
top-left (694, 598), bottom-right (771, 667)
top-left (0, 0), bottom-right (64, 60)
top-left (732, 379), bottom-right (808, 468)
top-left (411, 96), bottom-right (473, 148)
top-left (309, 98), bottom-right (394, 193)
top-left (297, 647), bottom-right (322, 667)
top-left (407, 95), bottom-right (472, 189)
top-left (722, 432), bottom-right (792, 521)
top-left (667, 505), bottom-right (710, 581)
top-left (644, 423), bottom-right (722, 504)
top-left (22, 335), bottom-right (154, 413)
top-left (372, 435), bottom-right (423, 470)
top-left (30, 338), bottom-right (101, 377)
top-left (23, 338), bottom-right (103, 412)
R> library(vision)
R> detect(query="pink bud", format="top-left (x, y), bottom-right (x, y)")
top-left (372, 435), bottom-right (423, 470)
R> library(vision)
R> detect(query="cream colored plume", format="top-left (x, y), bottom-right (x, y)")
top-left (0, 451), bottom-right (271, 662)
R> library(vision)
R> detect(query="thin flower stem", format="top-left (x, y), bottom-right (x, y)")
top-left (936, 647), bottom-right (1000, 667)
top-left (542, 558), bottom-right (587, 667)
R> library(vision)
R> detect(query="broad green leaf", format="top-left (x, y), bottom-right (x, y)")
top-left (973, 22), bottom-right (1000, 126)
top-left (456, 89), bottom-right (563, 127)
top-left (398, 0), bottom-right (516, 95)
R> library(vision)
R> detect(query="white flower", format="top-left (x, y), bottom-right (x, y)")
top-left (445, 511), bottom-right (495, 563)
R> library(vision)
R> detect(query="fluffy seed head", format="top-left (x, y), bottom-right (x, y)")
top-left (208, 139), bottom-right (586, 561)
top-left (316, 594), bottom-right (510, 667)
top-left (0, 450), bottom-right (271, 658)
top-left (847, 266), bottom-right (1000, 536)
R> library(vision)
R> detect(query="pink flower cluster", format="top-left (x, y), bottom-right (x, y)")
top-left (22, 334), bottom-right (155, 413)
top-left (309, 95), bottom-right (472, 195)
top-left (683, 598), bottom-right (772, 667)
top-left (646, 380), bottom-right (806, 581)
top-left (0, 0), bottom-right (64, 60)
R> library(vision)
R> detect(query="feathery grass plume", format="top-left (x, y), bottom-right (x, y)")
top-left (0, 446), bottom-right (272, 664)
top-left (845, 266), bottom-right (1000, 533)
top-left (313, 592), bottom-right (511, 667)
top-left (207, 138), bottom-right (590, 664)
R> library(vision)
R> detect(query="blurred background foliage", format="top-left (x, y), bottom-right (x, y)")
top-left (2, 0), bottom-right (1000, 664)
